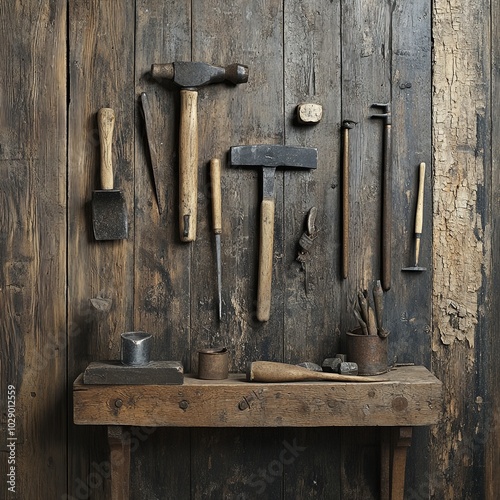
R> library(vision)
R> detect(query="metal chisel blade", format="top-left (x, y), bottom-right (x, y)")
top-left (215, 233), bottom-right (222, 321)
top-left (140, 92), bottom-right (163, 215)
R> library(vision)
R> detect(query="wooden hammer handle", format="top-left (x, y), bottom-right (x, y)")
top-left (97, 108), bottom-right (115, 190)
top-left (179, 89), bottom-right (198, 242)
top-left (257, 198), bottom-right (275, 321)
top-left (210, 158), bottom-right (222, 234)
top-left (415, 162), bottom-right (425, 235)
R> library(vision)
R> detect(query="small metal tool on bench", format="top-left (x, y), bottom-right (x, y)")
top-left (322, 358), bottom-right (359, 375)
top-left (121, 332), bottom-right (152, 366)
top-left (83, 332), bottom-right (183, 385)
top-left (230, 144), bottom-right (318, 321)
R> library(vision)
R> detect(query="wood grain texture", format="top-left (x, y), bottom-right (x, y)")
top-left (489, 0), bottom-right (500, 496)
top-left (74, 366), bottom-right (442, 427)
top-left (432, 0), bottom-right (492, 499)
top-left (7, 0), bottom-right (500, 498)
top-left (0, 1), bottom-right (67, 498)
top-left (133, 2), bottom-right (192, 498)
top-left (188, 4), bottom-right (286, 496)
top-left (67, 1), bottom-right (135, 499)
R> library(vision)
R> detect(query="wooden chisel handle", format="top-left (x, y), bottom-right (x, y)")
top-left (247, 361), bottom-right (385, 383)
top-left (179, 89), bottom-right (198, 242)
top-left (414, 162), bottom-right (426, 264)
top-left (210, 158), bottom-right (222, 234)
top-left (257, 198), bottom-right (275, 321)
top-left (97, 108), bottom-right (115, 190)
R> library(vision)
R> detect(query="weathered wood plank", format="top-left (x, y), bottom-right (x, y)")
top-left (132, 4), bottom-right (193, 496)
top-left (188, 0), bottom-right (286, 367)
top-left (188, 3), bottom-right (286, 496)
top-left (390, 3), bottom-right (433, 498)
top-left (67, 1), bottom-right (135, 498)
top-left (340, 1), bottom-right (392, 497)
top-left (432, 0), bottom-right (491, 498)
top-left (283, 0), bottom-right (342, 365)
top-left (489, 0), bottom-right (500, 496)
top-left (73, 367), bottom-right (442, 427)
top-left (283, 2), bottom-right (342, 497)
top-left (0, 1), bottom-right (67, 498)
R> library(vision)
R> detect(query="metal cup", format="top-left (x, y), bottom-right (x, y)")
top-left (346, 328), bottom-right (388, 375)
top-left (198, 347), bottom-right (228, 380)
top-left (121, 332), bottom-right (152, 366)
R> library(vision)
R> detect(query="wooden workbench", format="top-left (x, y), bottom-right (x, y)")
top-left (73, 365), bottom-right (442, 500)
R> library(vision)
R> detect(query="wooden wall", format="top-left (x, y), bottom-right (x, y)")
top-left (0, 0), bottom-right (498, 498)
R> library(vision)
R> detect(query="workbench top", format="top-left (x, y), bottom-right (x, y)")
top-left (73, 365), bottom-right (442, 428)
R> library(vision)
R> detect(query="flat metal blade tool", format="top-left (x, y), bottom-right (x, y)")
top-left (210, 158), bottom-right (223, 320)
top-left (140, 92), bottom-right (163, 215)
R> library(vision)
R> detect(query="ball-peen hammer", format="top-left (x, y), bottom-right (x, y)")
top-left (151, 61), bottom-right (249, 242)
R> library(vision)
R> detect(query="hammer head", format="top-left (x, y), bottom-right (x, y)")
top-left (230, 145), bottom-right (317, 199)
top-left (151, 61), bottom-right (248, 89)
top-left (230, 144), bottom-right (317, 170)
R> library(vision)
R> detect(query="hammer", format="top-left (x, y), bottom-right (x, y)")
top-left (151, 61), bottom-right (249, 242)
top-left (230, 145), bottom-right (317, 321)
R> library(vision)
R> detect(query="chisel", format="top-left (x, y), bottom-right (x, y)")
top-left (140, 92), bottom-right (163, 215)
top-left (402, 162), bottom-right (427, 272)
top-left (210, 158), bottom-right (223, 320)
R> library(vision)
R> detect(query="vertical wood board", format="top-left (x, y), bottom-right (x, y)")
top-left (0, 1), bottom-right (67, 498)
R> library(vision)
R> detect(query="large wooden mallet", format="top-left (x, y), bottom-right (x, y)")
top-left (230, 145), bottom-right (317, 321)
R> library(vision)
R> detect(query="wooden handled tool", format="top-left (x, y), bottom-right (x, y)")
top-left (230, 145), bottom-right (318, 321)
top-left (247, 361), bottom-right (385, 383)
top-left (341, 120), bottom-right (356, 279)
top-left (402, 162), bottom-right (426, 272)
top-left (151, 62), bottom-right (249, 242)
top-left (371, 103), bottom-right (392, 290)
top-left (210, 158), bottom-right (223, 320)
top-left (179, 89), bottom-right (198, 241)
top-left (91, 108), bottom-right (128, 241)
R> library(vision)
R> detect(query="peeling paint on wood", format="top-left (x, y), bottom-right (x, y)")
top-left (432, 0), bottom-right (489, 349)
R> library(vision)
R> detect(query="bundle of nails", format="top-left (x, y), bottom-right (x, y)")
top-left (352, 280), bottom-right (389, 338)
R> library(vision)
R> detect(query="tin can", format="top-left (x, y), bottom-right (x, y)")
top-left (198, 347), bottom-right (229, 380)
top-left (121, 332), bottom-right (152, 366)
top-left (346, 328), bottom-right (388, 375)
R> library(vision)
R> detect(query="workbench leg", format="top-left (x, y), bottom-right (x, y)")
top-left (108, 426), bottom-right (130, 500)
top-left (380, 426), bottom-right (413, 500)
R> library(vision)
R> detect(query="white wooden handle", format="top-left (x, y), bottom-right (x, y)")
top-left (210, 158), bottom-right (222, 234)
top-left (179, 89), bottom-right (198, 242)
top-left (257, 198), bottom-right (275, 321)
top-left (98, 108), bottom-right (115, 190)
top-left (415, 162), bottom-right (425, 234)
